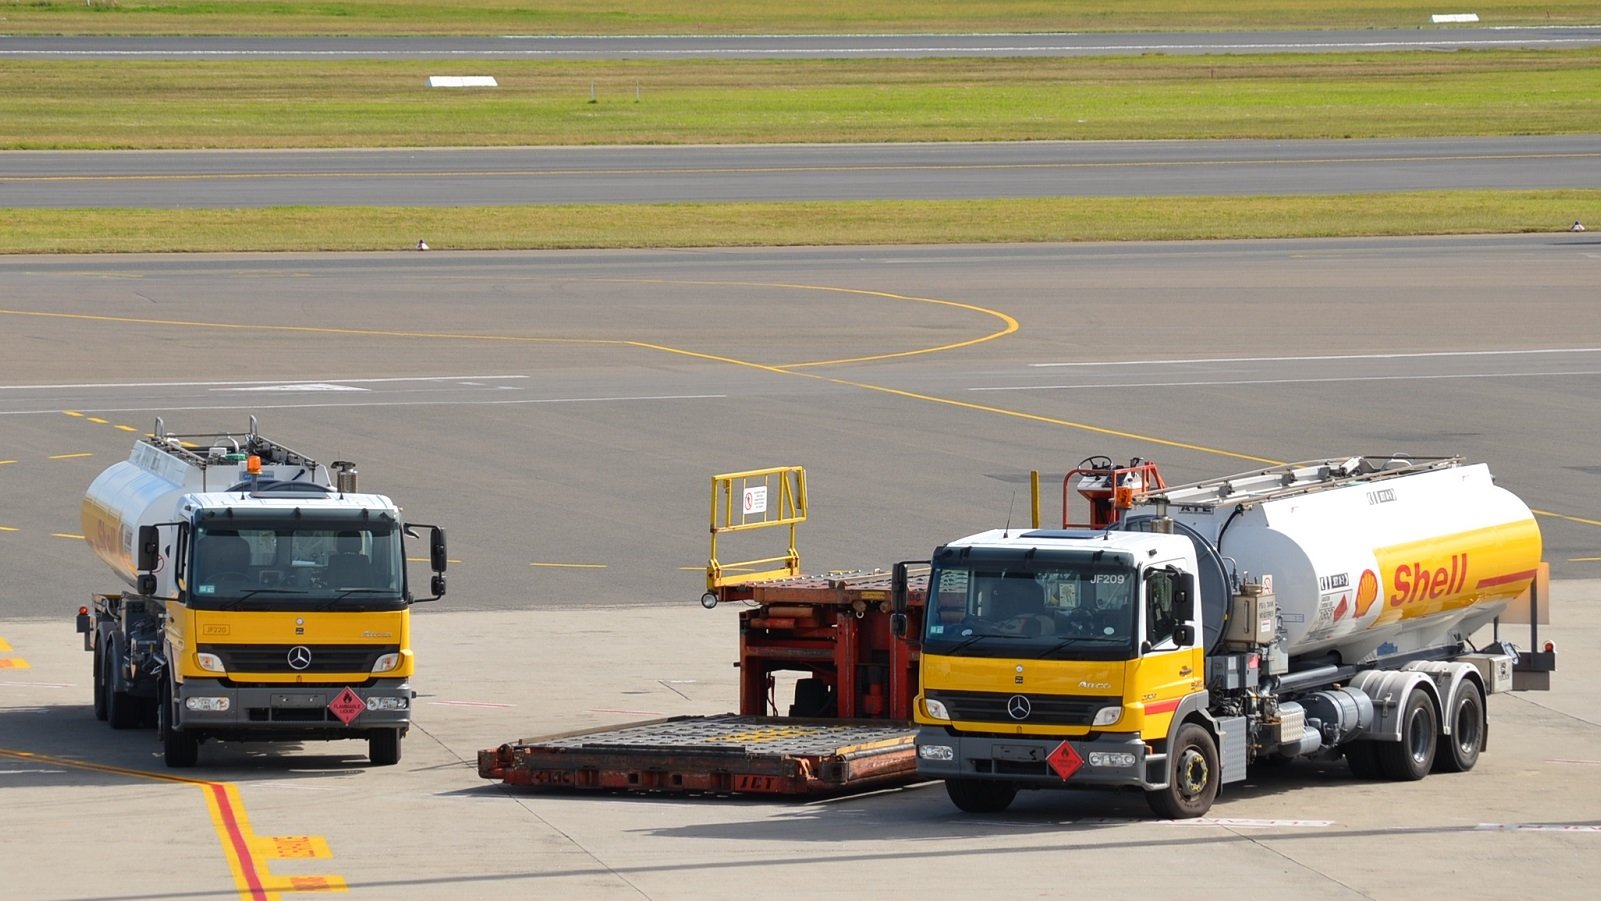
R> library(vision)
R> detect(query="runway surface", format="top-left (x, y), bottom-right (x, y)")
top-left (5, 136), bottom-right (1599, 208)
top-left (2, 235), bottom-right (1599, 900)
top-left (5, 27), bottom-right (1599, 59)
top-left (2, 235), bottom-right (1598, 620)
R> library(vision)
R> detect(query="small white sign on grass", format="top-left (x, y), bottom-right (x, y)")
top-left (1430, 13), bottom-right (1480, 23)
top-left (428, 76), bottom-right (499, 88)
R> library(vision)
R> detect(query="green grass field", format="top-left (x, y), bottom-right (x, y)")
top-left (6, 192), bottom-right (1595, 254)
top-left (1, 0), bottom-right (1595, 35)
top-left (2, 2), bottom-right (1597, 252)
top-left (6, 52), bottom-right (1599, 149)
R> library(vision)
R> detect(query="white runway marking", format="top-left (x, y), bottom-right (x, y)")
top-left (973, 371), bottom-right (1601, 392)
top-left (1028, 348), bottom-right (1601, 368)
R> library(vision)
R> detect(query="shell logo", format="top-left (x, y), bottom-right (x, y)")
top-left (1353, 569), bottom-right (1380, 618)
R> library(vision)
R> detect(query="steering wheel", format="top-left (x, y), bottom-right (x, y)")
top-left (1077, 455), bottom-right (1114, 471)
top-left (1064, 608), bottom-right (1098, 635)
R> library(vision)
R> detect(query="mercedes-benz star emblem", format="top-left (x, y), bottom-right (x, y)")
top-left (1006, 694), bottom-right (1031, 720)
top-left (287, 646), bottom-right (312, 671)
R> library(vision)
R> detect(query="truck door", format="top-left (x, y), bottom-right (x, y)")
top-left (1131, 564), bottom-right (1204, 729)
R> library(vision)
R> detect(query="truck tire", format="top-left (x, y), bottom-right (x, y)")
top-left (105, 648), bottom-right (141, 731)
top-left (1433, 683), bottom-right (1484, 773)
top-left (1146, 723), bottom-right (1219, 819)
top-left (1376, 688), bottom-right (1437, 781)
top-left (158, 679), bottom-right (199, 768)
top-left (1344, 741), bottom-right (1382, 779)
top-left (368, 729), bottom-right (402, 766)
top-left (944, 778), bottom-right (1017, 813)
top-left (92, 643), bottom-right (108, 722)
top-left (789, 678), bottom-right (835, 717)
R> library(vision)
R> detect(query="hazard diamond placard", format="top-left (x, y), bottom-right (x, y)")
top-left (327, 687), bottom-right (365, 725)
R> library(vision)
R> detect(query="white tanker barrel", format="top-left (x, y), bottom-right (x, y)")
top-left (80, 434), bottom-right (328, 596)
top-left (1157, 460), bottom-right (1541, 664)
top-left (81, 458), bottom-right (195, 595)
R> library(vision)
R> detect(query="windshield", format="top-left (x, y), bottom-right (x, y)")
top-left (923, 555), bottom-right (1137, 661)
top-left (188, 521), bottom-right (404, 611)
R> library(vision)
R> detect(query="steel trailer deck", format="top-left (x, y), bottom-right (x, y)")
top-left (478, 714), bottom-right (917, 796)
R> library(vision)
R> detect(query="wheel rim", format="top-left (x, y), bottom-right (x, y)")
top-left (1177, 747), bottom-right (1210, 797)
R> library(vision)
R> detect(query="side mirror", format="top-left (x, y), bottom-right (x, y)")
top-left (1174, 572), bottom-right (1196, 622)
top-left (431, 574), bottom-right (447, 597)
top-left (891, 561), bottom-right (910, 614)
top-left (137, 524), bottom-right (160, 572)
top-left (1173, 624), bottom-right (1196, 647)
top-left (137, 574), bottom-right (158, 597)
top-left (890, 612), bottom-right (908, 639)
top-left (430, 527), bottom-right (448, 572)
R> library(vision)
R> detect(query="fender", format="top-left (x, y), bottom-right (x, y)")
top-left (1348, 669), bottom-right (1441, 741)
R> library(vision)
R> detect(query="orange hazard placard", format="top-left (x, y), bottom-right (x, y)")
top-left (327, 687), bottom-right (365, 725)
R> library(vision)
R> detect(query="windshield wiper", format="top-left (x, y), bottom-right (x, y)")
top-left (935, 632), bottom-right (999, 655)
top-left (215, 588), bottom-right (308, 609)
top-left (1039, 634), bottom-right (1123, 658)
top-left (315, 588), bottom-right (399, 610)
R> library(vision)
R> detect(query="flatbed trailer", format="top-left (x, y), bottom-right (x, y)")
top-left (478, 715), bottom-right (917, 796)
top-left (478, 467), bottom-right (930, 797)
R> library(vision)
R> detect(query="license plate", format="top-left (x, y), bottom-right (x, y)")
top-left (992, 743), bottom-right (1044, 762)
top-left (273, 694), bottom-right (325, 707)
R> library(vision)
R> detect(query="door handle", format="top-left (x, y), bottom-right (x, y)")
top-left (1178, 666), bottom-right (1193, 676)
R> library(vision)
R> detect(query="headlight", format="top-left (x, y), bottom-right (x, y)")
top-left (1087, 751), bottom-right (1137, 768)
top-left (365, 696), bottom-right (409, 711)
top-left (185, 696), bottom-right (230, 712)
top-left (918, 744), bottom-right (955, 761)
top-left (195, 653), bottom-right (226, 673)
top-left (923, 698), bottom-right (950, 721)
top-left (371, 652), bottom-right (401, 673)
top-left (1092, 706), bottom-right (1122, 727)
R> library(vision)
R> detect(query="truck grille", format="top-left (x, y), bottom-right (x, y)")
top-left (200, 644), bottom-right (398, 675)
top-left (926, 689), bottom-right (1107, 726)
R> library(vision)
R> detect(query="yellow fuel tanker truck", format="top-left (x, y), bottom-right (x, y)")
top-left (76, 417), bottom-right (447, 767)
top-left (901, 455), bottom-right (1553, 817)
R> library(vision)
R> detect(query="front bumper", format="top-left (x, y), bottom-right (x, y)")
top-left (915, 727), bottom-right (1161, 790)
top-left (174, 679), bottom-right (413, 735)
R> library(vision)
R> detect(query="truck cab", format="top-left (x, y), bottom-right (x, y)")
top-left (78, 419), bottom-right (446, 768)
top-left (913, 528), bottom-right (1210, 815)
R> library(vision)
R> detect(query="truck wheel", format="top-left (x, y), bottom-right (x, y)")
top-left (944, 778), bottom-right (1017, 813)
top-left (789, 678), bottom-right (835, 717)
top-left (1146, 723), bottom-right (1219, 819)
top-left (1345, 740), bottom-right (1382, 779)
top-left (1376, 688), bottom-right (1437, 781)
top-left (368, 729), bottom-right (402, 766)
top-left (1433, 683), bottom-right (1484, 773)
top-left (158, 680), bottom-right (199, 768)
top-left (105, 648), bottom-right (141, 730)
top-left (92, 644), bottom-right (108, 722)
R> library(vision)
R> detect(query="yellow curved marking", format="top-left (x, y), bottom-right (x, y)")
top-left (593, 278), bottom-right (1017, 367)
top-left (0, 748), bottom-right (344, 899)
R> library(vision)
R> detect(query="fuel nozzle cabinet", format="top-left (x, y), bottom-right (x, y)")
top-left (1224, 583), bottom-right (1277, 648)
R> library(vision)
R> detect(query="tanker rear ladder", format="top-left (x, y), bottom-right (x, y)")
top-left (1143, 455), bottom-right (1462, 510)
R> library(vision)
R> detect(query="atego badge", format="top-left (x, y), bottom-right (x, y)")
top-left (327, 687), bottom-right (365, 725)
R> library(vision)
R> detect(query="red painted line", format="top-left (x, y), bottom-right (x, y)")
top-left (1144, 698), bottom-right (1180, 715)
top-left (1476, 569), bottom-right (1539, 589)
top-left (208, 783), bottom-right (268, 901)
